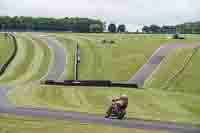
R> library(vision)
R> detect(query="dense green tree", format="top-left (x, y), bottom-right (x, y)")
top-left (117, 24), bottom-right (126, 32)
top-left (89, 24), bottom-right (103, 33)
top-left (0, 16), bottom-right (104, 33)
top-left (142, 26), bottom-right (150, 33)
top-left (149, 25), bottom-right (161, 33)
top-left (142, 21), bottom-right (200, 34)
top-left (108, 24), bottom-right (117, 33)
top-left (161, 26), bottom-right (176, 34)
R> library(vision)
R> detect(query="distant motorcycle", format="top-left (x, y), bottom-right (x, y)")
top-left (105, 101), bottom-right (126, 120)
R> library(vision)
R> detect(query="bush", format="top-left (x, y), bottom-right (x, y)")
top-left (101, 40), bottom-right (115, 44)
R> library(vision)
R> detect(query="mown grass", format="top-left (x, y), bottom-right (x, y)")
top-left (0, 34), bottom-right (35, 83)
top-left (144, 48), bottom-right (195, 89)
top-left (55, 33), bottom-right (200, 82)
top-left (0, 33), bottom-right (15, 64)
top-left (144, 47), bottom-right (200, 94)
top-left (4, 33), bottom-right (200, 128)
top-left (3, 33), bottom-right (197, 83)
top-left (0, 114), bottom-right (168, 133)
top-left (26, 35), bottom-right (52, 82)
top-left (169, 48), bottom-right (200, 93)
top-left (8, 84), bottom-right (200, 125)
top-left (54, 34), bottom-right (172, 81)
top-left (0, 33), bottom-right (52, 84)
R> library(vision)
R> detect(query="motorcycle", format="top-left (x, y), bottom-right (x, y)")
top-left (105, 102), bottom-right (126, 120)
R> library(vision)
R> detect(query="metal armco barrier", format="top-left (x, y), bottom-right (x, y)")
top-left (44, 80), bottom-right (138, 88)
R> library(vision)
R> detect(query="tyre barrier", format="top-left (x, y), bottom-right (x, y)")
top-left (43, 80), bottom-right (138, 88)
top-left (0, 33), bottom-right (18, 75)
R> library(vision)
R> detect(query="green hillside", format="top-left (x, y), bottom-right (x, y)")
top-left (54, 34), bottom-right (172, 81)
top-left (144, 46), bottom-right (200, 94)
top-left (1, 33), bottom-right (200, 131)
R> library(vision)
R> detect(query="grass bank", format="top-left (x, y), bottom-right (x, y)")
top-left (0, 33), bottom-right (15, 65)
top-left (144, 47), bottom-right (200, 94)
top-left (0, 33), bottom-right (52, 84)
top-left (8, 84), bottom-right (200, 125)
top-left (0, 114), bottom-right (168, 133)
top-left (0, 34), bottom-right (35, 83)
top-left (55, 33), bottom-right (172, 82)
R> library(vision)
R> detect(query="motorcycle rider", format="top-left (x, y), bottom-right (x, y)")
top-left (105, 94), bottom-right (128, 118)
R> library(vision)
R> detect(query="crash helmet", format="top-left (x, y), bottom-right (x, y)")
top-left (120, 94), bottom-right (128, 100)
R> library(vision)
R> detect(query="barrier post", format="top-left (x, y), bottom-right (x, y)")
top-left (74, 43), bottom-right (80, 80)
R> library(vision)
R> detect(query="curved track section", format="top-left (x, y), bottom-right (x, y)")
top-left (128, 43), bottom-right (198, 88)
top-left (0, 86), bottom-right (13, 108)
top-left (35, 35), bottom-right (66, 81)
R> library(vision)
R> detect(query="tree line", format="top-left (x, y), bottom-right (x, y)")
top-left (0, 16), bottom-right (104, 32)
top-left (142, 22), bottom-right (200, 34)
top-left (0, 16), bottom-right (127, 33)
top-left (2, 16), bottom-right (198, 34)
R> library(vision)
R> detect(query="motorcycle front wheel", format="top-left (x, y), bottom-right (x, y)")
top-left (117, 112), bottom-right (126, 120)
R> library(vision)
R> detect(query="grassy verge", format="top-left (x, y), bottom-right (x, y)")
top-left (27, 35), bottom-right (52, 82)
top-left (0, 34), bottom-right (35, 83)
top-left (0, 33), bottom-right (52, 83)
top-left (0, 33), bottom-right (15, 64)
top-left (8, 84), bottom-right (200, 125)
top-left (144, 48), bottom-right (195, 88)
top-left (169, 48), bottom-right (200, 93)
top-left (144, 47), bottom-right (200, 93)
top-left (0, 114), bottom-right (168, 133)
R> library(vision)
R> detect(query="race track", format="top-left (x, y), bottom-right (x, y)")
top-left (34, 34), bottom-right (66, 81)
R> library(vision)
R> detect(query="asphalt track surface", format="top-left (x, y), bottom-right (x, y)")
top-left (128, 43), bottom-right (198, 88)
top-left (34, 34), bottom-right (66, 81)
top-left (0, 42), bottom-right (199, 133)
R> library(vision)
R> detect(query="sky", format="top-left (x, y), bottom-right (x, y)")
top-left (0, 0), bottom-right (200, 31)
